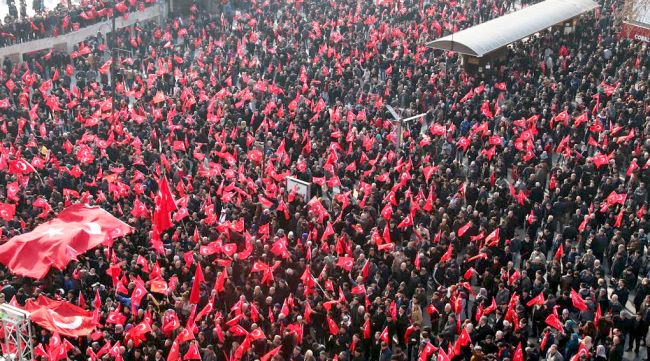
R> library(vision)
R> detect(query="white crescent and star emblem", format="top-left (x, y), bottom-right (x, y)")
top-left (49, 311), bottom-right (83, 330)
top-left (44, 227), bottom-right (64, 238)
top-left (85, 222), bottom-right (102, 235)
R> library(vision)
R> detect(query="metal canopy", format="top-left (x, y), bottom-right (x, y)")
top-left (426, 0), bottom-right (599, 57)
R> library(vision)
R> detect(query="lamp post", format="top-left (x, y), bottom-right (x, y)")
top-left (385, 105), bottom-right (427, 150)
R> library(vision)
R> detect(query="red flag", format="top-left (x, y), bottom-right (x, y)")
top-left (594, 303), bottom-right (601, 327)
top-left (131, 284), bottom-right (147, 307)
top-left (363, 319), bottom-right (371, 339)
top-left (0, 204), bottom-right (132, 279)
top-left (439, 244), bottom-right (453, 263)
top-left (480, 101), bottom-right (493, 119)
top-left (336, 257), bottom-right (354, 272)
top-left (98, 59), bottom-right (113, 75)
top-left (457, 221), bottom-right (471, 237)
top-left (397, 213), bottom-right (413, 229)
top-left (380, 326), bottom-right (389, 344)
top-left (458, 328), bottom-right (471, 346)
top-left (627, 159), bottom-right (639, 177)
top-left (0, 203), bottom-right (15, 221)
top-left (326, 316), bottom-right (340, 335)
top-left (526, 292), bottom-right (545, 307)
top-left (615, 209), bottom-right (624, 228)
top-left (23, 295), bottom-right (95, 337)
top-left (260, 346), bottom-right (281, 361)
top-left (78, 292), bottom-right (86, 309)
top-left (485, 228), bottom-right (499, 245)
top-left (554, 244), bottom-right (564, 260)
top-left (545, 313), bottom-right (564, 331)
top-left (183, 343), bottom-right (201, 360)
top-left (152, 176), bottom-right (177, 235)
top-left (189, 266), bottom-right (204, 304)
top-left (419, 343), bottom-right (437, 361)
top-left (512, 343), bottom-right (524, 361)
top-left (570, 289), bottom-right (588, 311)
top-left (606, 191), bottom-right (627, 206)
top-left (93, 289), bottom-right (101, 309)
top-left (8, 158), bottom-right (36, 174)
top-left (115, 1), bottom-right (128, 12)
top-left (167, 341), bottom-right (180, 361)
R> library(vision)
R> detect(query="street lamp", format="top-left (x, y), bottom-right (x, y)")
top-left (385, 105), bottom-right (427, 149)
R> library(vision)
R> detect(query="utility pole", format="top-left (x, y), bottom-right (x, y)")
top-left (385, 105), bottom-right (427, 150)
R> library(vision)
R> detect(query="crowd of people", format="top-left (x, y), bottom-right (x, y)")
top-left (0, 0), bottom-right (649, 360)
top-left (0, 0), bottom-right (156, 47)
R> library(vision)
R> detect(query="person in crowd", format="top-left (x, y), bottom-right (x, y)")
top-left (0, 0), bottom-right (649, 361)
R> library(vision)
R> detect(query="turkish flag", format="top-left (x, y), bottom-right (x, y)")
top-left (554, 244), bottom-right (564, 260)
top-left (419, 342), bottom-right (437, 361)
top-left (485, 228), bottom-right (499, 245)
top-left (23, 295), bottom-right (95, 337)
top-left (260, 346), bottom-right (281, 361)
top-left (606, 191), bottom-right (627, 206)
top-left (396, 213), bottom-right (413, 229)
top-left (152, 176), bottom-right (177, 235)
top-left (162, 313), bottom-right (181, 334)
top-left (457, 221), bottom-right (471, 237)
top-left (189, 265), bottom-right (204, 304)
top-left (98, 59), bottom-right (113, 75)
top-left (545, 313), bottom-right (564, 331)
top-left (350, 284), bottom-right (366, 295)
top-left (115, 1), bottom-right (128, 12)
top-left (494, 82), bottom-right (507, 91)
top-left (131, 284), bottom-right (147, 307)
top-left (439, 244), bottom-right (453, 263)
top-left (183, 343), bottom-right (201, 360)
top-left (380, 326), bottom-right (389, 344)
top-left (326, 316), bottom-right (339, 335)
top-left (336, 256), bottom-right (354, 272)
top-left (0, 204), bottom-right (132, 279)
top-left (512, 343), bottom-right (524, 361)
top-left (8, 158), bottom-right (36, 174)
top-left (570, 289), bottom-right (588, 311)
top-left (526, 292), bottom-right (545, 307)
top-left (0, 202), bottom-right (15, 221)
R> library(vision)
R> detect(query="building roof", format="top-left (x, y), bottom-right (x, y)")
top-left (628, 0), bottom-right (650, 27)
top-left (426, 0), bottom-right (599, 57)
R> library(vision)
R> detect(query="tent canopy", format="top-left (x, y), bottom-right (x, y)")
top-left (426, 0), bottom-right (599, 57)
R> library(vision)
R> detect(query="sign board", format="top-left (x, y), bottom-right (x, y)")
top-left (621, 22), bottom-right (650, 43)
top-left (286, 177), bottom-right (311, 201)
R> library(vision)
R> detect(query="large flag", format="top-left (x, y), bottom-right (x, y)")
top-left (0, 204), bottom-right (132, 279)
top-left (23, 295), bottom-right (95, 337)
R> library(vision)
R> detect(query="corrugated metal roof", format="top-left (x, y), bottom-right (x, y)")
top-left (426, 0), bottom-right (599, 57)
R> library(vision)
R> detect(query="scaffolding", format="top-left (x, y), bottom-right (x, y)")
top-left (0, 304), bottom-right (33, 361)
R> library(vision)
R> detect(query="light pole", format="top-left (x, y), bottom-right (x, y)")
top-left (385, 105), bottom-right (427, 150)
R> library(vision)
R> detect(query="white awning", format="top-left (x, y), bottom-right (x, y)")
top-left (426, 0), bottom-right (599, 57)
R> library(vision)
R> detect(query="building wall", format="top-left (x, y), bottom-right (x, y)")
top-left (0, 3), bottom-right (166, 62)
